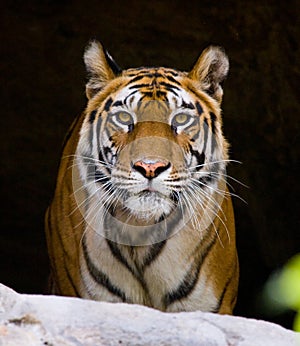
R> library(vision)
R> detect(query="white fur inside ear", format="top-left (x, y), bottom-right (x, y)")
top-left (189, 46), bottom-right (229, 102)
top-left (83, 40), bottom-right (115, 98)
top-left (84, 41), bottom-right (102, 73)
top-left (202, 47), bottom-right (228, 84)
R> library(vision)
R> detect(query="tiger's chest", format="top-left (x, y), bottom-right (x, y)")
top-left (78, 224), bottom-right (219, 312)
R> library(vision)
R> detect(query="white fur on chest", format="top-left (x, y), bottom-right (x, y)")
top-left (80, 224), bottom-right (218, 312)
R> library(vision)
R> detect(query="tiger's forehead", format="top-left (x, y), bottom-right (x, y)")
top-left (123, 66), bottom-right (185, 79)
top-left (122, 67), bottom-right (187, 100)
top-left (111, 67), bottom-right (198, 112)
top-left (87, 65), bottom-right (220, 120)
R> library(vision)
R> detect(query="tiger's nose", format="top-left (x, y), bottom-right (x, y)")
top-left (133, 160), bottom-right (170, 179)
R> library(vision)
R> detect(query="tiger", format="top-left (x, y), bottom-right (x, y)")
top-left (45, 40), bottom-right (239, 314)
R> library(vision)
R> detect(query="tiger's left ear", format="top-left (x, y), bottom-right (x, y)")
top-left (188, 46), bottom-right (229, 103)
top-left (84, 40), bottom-right (122, 99)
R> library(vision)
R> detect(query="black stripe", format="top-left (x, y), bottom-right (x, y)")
top-left (164, 69), bottom-right (179, 77)
top-left (132, 72), bottom-right (161, 79)
top-left (64, 257), bottom-right (81, 297)
top-left (126, 67), bottom-right (150, 74)
top-left (139, 88), bottom-right (177, 99)
top-left (214, 259), bottom-right (238, 313)
top-left (106, 240), bottom-right (137, 278)
top-left (46, 208), bottom-right (56, 289)
top-left (82, 236), bottom-right (128, 302)
top-left (202, 117), bottom-right (209, 153)
top-left (106, 240), bottom-right (152, 296)
top-left (104, 97), bottom-right (113, 112)
top-left (96, 116), bottom-right (103, 160)
top-left (129, 83), bottom-right (152, 90)
top-left (126, 69), bottom-right (179, 78)
top-left (196, 102), bottom-right (203, 116)
top-left (165, 88), bottom-right (178, 97)
top-left (98, 149), bottom-right (107, 167)
top-left (129, 81), bottom-right (180, 92)
top-left (88, 110), bottom-right (97, 123)
top-left (159, 81), bottom-right (180, 91)
top-left (103, 146), bottom-right (114, 166)
top-left (128, 123), bottom-right (134, 133)
top-left (86, 162), bottom-right (111, 189)
top-left (88, 111), bottom-right (98, 148)
top-left (165, 74), bottom-right (181, 85)
top-left (210, 112), bottom-right (217, 134)
top-left (164, 231), bottom-right (218, 307)
top-left (198, 162), bottom-right (220, 185)
top-left (124, 90), bottom-right (139, 105)
top-left (143, 240), bottom-right (166, 267)
top-left (112, 100), bottom-right (124, 107)
top-left (190, 146), bottom-right (205, 168)
top-left (181, 99), bottom-right (195, 110)
top-left (156, 90), bottom-right (167, 99)
top-left (106, 239), bottom-right (166, 270)
top-left (200, 231), bottom-right (219, 262)
top-left (147, 72), bottom-right (163, 78)
top-left (47, 209), bottom-right (81, 296)
top-left (199, 175), bottom-right (213, 185)
top-left (94, 169), bottom-right (110, 184)
top-left (104, 49), bottom-right (122, 75)
top-left (126, 75), bottom-right (145, 85)
top-left (140, 91), bottom-right (155, 99)
top-left (106, 240), bottom-right (167, 293)
top-left (164, 264), bottom-right (199, 307)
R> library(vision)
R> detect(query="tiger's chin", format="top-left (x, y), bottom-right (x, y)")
top-left (124, 191), bottom-right (175, 223)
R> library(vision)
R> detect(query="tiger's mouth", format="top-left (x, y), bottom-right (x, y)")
top-left (123, 188), bottom-right (177, 222)
top-left (137, 190), bottom-right (157, 198)
top-left (137, 188), bottom-right (165, 197)
top-left (137, 189), bottom-right (179, 205)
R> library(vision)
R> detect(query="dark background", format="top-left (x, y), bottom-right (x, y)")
top-left (1, 0), bottom-right (299, 329)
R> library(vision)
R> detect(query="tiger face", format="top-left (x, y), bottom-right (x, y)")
top-left (74, 41), bottom-right (229, 245)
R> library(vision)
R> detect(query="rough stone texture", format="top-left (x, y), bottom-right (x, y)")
top-left (0, 284), bottom-right (298, 346)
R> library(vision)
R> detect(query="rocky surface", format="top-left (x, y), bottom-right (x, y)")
top-left (0, 284), bottom-right (298, 346)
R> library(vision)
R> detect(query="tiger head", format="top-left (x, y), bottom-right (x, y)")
top-left (74, 40), bottom-right (230, 243)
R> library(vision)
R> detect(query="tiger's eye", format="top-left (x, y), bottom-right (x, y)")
top-left (173, 113), bottom-right (190, 125)
top-left (116, 112), bottom-right (133, 125)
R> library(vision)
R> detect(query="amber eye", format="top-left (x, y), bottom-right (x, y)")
top-left (172, 113), bottom-right (190, 126)
top-left (115, 112), bottom-right (134, 125)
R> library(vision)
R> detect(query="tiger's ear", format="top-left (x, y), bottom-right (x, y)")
top-left (188, 46), bottom-right (229, 103)
top-left (84, 40), bottom-right (122, 99)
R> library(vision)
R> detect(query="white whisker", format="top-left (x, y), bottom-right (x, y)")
top-left (193, 170), bottom-right (248, 189)
top-left (187, 181), bottom-right (230, 244)
top-left (184, 185), bottom-right (225, 247)
top-left (63, 154), bottom-right (113, 168)
top-left (189, 159), bottom-right (242, 171)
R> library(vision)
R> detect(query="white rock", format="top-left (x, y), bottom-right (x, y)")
top-left (0, 284), bottom-right (298, 346)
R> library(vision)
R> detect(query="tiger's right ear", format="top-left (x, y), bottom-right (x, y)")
top-left (84, 40), bottom-right (122, 99)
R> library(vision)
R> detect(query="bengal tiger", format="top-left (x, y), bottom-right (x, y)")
top-left (45, 40), bottom-right (239, 314)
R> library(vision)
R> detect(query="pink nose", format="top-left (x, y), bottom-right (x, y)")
top-left (133, 160), bottom-right (170, 178)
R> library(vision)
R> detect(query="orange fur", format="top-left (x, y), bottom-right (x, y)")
top-left (45, 41), bottom-right (239, 313)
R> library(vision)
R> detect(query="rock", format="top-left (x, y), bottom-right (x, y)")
top-left (0, 284), bottom-right (298, 346)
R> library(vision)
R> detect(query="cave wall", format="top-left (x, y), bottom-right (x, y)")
top-left (1, 0), bottom-right (299, 328)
